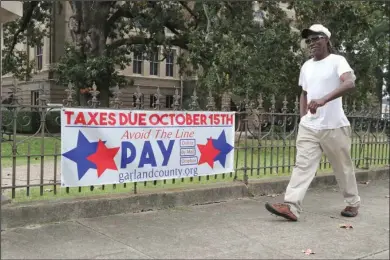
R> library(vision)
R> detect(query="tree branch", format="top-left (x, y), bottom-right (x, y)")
top-left (145, 1), bottom-right (184, 36)
top-left (69, 1), bottom-right (82, 19)
top-left (203, 3), bottom-right (212, 42)
top-left (179, 1), bottom-right (198, 21)
top-left (164, 21), bottom-right (181, 36)
top-left (108, 36), bottom-right (151, 50)
top-left (106, 5), bottom-right (182, 37)
top-left (106, 8), bottom-right (133, 28)
top-left (222, 1), bottom-right (234, 13)
top-left (108, 35), bottom-right (189, 51)
top-left (5, 1), bottom-right (40, 56)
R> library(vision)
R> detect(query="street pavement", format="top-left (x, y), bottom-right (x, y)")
top-left (1, 179), bottom-right (389, 259)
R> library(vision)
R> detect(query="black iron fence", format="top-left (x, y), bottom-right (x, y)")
top-left (1, 81), bottom-right (389, 200)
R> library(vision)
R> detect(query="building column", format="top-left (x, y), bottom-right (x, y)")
top-left (43, 37), bottom-right (51, 71)
top-left (159, 48), bottom-right (165, 77)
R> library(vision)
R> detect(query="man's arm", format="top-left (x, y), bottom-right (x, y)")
top-left (322, 72), bottom-right (356, 103)
top-left (308, 72), bottom-right (356, 112)
top-left (300, 90), bottom-right (308, 119)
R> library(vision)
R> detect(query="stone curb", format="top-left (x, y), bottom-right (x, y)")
top-left (248, 167), bottom-right (389, 196)
top-left (1, 167), bottom-right (388, 229)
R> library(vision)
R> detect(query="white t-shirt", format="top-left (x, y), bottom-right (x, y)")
top-left (299, 54), bottom-right (356, 130)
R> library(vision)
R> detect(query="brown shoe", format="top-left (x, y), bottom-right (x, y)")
top-left (341, 206), bottom-right (359, 217)
top-left (265, 202), bottom-right (298, 221)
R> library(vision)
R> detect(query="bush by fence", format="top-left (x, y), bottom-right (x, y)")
top-left (1, 108), bottom-right (60, 134)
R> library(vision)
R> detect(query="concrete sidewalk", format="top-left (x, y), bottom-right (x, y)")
top-left (1, 180), bottom-right (389, 259)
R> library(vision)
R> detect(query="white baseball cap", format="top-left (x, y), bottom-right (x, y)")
top-left (301, 24), bottom-right (331, 39)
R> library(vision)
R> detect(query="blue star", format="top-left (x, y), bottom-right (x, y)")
top-left (62, 131), bottom-right (105, 180)
top-left (212, 130), bottom-right (233, 167)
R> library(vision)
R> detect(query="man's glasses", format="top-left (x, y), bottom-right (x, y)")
top-left (305, 35), bottom-right (325, 44)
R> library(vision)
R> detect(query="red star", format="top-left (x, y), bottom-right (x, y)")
top-left (197, 137), bottom-right (221, 168)
top-left (87, 140), bottom-right (120, 178)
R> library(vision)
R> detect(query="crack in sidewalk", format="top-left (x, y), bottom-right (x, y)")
top-left (356, 249), bottom-right (389, 259)
top-left (227, 224), bottom-right (294, 258)
top-left (74, 220), bottom-right (154, 259)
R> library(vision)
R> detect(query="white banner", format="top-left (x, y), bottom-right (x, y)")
top-left (61, 108), bottom-right (235, 187)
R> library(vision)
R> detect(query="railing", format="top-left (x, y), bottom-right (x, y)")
top-left (1, 81), bottom-right (389, 200)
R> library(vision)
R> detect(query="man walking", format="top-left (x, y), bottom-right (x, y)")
top-left (265, 24), bottom-right (361, 221)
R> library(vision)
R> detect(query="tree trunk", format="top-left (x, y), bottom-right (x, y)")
top-left (75, 89), bottom-right (88, 107)
top-left (98, 84), bottom-right (110, 108)
top-left (68, 1), bottom-right (112, 106)
top-left (375, 66), bottom-right (384, 105)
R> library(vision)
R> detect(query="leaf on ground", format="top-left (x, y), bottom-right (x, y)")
top-left (340, 224), bottom-right (353, 229)
top-left (360, 180), bottom-right (370, 185)
top-left (266, 193), bottom-right (280, 198)
top-left (302, 249), bottom-right (315, 255)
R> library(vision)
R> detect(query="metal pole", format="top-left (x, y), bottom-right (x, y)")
top-left (0, 21), bottom-right (7, 203)
top-left (179, 48), bottom-right (183, 109)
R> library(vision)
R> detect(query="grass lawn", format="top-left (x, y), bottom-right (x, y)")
top-left (1, 135), bottom-right (60, 168)
top-left (2, 134), bottom-right (389, 203)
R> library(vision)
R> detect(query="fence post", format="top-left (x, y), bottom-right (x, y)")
top-left (132, 85), bottom-right (144, 193)
top-left (88, 82), bottom-right (101, 108)
top-left (189, 88), bottom-right (199, 111)
top-left (206, 89), bottom-right (216, 111)
top-left (133, 85), bottom-right (143, 110)
top-left (110, 85), bottom-right (123, 109)
top-left (10, 79), bottom-right (20, 199)
top-left (38, 84), bottom-right (50, 196)
top-left (242, 90), bottom-right (250, 185)
top-left (363, 157), bottom-right (370, 170)
top-left (173, 87), bottom-right (181, 110)
top-left (0, 78), bottom-right (20, 203)
top-left (153, 86), bottom-right (161, 110)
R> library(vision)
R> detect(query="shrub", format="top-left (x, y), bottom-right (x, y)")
top-left (45, 110), bottom-right (61, 134)
top-left (1, 109), bottom-right (61, 134)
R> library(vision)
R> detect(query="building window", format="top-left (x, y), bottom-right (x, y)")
top-left (36, 46), bottom-right (43, 71)
top-left (149, 51), bottom-right (159, 76)
top-left (31, 90), bottom-right (40, 106)
top-left (166, 95), bottom-right (174, 108)
top-left (133, 52), bottom-right (143, 74)
top-left (150, 94), bottom-right (157, 108)
top-left (165, 52), bottom-right (174, 77)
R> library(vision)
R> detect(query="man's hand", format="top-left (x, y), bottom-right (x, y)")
top-left (308, 98), bottom-right (326, 114)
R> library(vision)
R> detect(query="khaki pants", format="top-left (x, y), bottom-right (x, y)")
top-left (284, 124), bottom-right (361, 218)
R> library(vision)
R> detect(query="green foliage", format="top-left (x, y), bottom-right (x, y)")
top-left (184, 1), bottom-right (302, 109)
top-left (2, 110), bottom-right (40, 134)
top-left (1, 109), bottom-right (60, 134)
top-left (45, 110), bottom-right (61, 133)
top-left (293, 0), bottom-right (390, 101)
top-left (2, 1), bottom-right (52, 80)
top-left (2, 0), bottom-right (389, 108)
top-left (53, 43), bottom-right (129, 90)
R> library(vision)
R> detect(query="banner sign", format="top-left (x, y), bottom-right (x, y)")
top-left (61, 108), bottom-right (235, 187)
